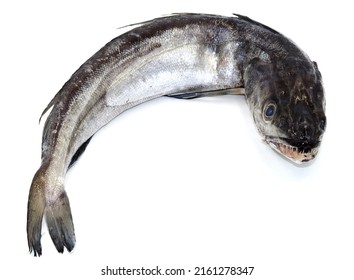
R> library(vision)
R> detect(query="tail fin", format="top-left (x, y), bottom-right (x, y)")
top-left (27, 166), bottom-right (75, 256)
top-left (27, 168), bottom-right (47, 256)
top-left (45, 191), bottom-right (75, 253)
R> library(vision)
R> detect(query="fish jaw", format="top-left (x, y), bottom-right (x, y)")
top-left (266, 137), bottom-right (320, 163)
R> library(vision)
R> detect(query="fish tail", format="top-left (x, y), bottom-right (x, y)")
top-left (45, 190), bottom-right (75, 254)
top-left (27, 166), bottom-right (75, 256)
top-left (27, 169), bottom-right (46, 256)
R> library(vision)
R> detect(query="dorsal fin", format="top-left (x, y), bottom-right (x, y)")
top-left (233, 14), bottom-right (280, 35)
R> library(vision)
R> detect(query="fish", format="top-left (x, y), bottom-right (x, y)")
top-left (27, 13), bottom-right (326, 256)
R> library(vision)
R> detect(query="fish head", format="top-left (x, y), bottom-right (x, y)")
top-left (244, 58), bottom-right (326, 164)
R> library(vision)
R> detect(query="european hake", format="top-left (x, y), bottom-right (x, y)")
top-left (27, 13), bottom-right (326, 256)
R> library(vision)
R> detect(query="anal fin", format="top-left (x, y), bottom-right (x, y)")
top-left (68, 136), bottom-right (93, 168)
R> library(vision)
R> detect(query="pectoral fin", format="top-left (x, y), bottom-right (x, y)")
top-left (166, 88), bottom-right (244, 99)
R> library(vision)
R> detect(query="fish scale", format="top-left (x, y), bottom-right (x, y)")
top-left (27, 13), bottom-right (326, 256)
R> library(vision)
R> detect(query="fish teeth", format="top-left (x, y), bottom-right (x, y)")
top-left (267, 140), bottom-right (314, 163)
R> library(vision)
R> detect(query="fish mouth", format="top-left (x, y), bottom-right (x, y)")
top-left (265, 137), bottom-right (320, 164)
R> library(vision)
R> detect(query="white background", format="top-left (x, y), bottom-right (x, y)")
top-left (1, 0), bottom-right (353, 279)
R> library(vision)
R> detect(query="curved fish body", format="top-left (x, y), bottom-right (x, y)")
top-left (27, 13), bottom-right (326, 256)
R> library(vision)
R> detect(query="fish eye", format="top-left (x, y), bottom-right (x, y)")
top-left (263, 103), bottom-right (276, 121)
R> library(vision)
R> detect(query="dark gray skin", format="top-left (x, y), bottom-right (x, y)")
top-left (27, 14), bottom-right (326, 256)
top-left (244, 55), bottom-right (326, 162)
